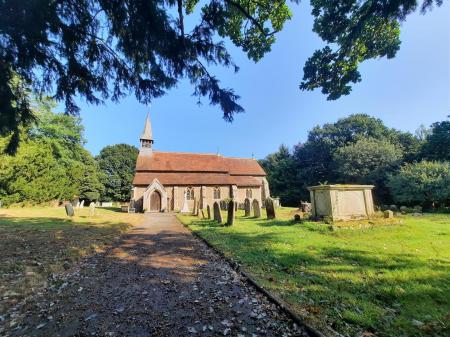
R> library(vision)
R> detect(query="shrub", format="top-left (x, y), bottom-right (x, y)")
top-left (388, 161), bottom-right (450, 208)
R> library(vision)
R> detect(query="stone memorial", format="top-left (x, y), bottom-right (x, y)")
top-left (65, 203), bottom-right (75, 217)
top-left (252, 199), bottom-right (261, 218)
top-left (244, 198), bottom-right (251, 216)
top-left (384, 210), bottom-right (394, 218)
top-left (308, 185), bottom-right (375, 221)
top-left (226, 200), bottom-right (235, 226)
top-left (76, 201), bottom-right (80, 209)
top-left (80, 200), bottom-right (85, 208)
top-left (265, 197), bottom-right (276, 219)
top-left (89, 202), bottom-right (96, 216)
top-left (192, 198), bottom-right (198, 215)
top-left (180, 190), bottom-right (190, 213)
top-left (300, 201), bottom-right (312, 213)
top-left (206, 205), bottom-right (211, 219)
top-left (213, 202), bottom-right (222, 224)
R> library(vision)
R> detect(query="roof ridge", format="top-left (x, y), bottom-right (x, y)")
top-left (151, 151), bottom-right (255, 160)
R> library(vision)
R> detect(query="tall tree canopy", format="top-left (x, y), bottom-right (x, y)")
top-left (96, 144), bottom-right (139, 202)
top-left (0, 97), bottom-right (103, 205)
top-left (261, 114), bottom-right (424, 205)
top-left (0, 0), bottom-right (443, 151)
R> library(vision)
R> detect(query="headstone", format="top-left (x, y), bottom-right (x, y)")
top-left (244, 198), bottom-right (251, 216)
top-left (300, 201), bottom-right (312, 213)
top-left (195, 199), bottom-right (200, 216)
top-left (206, 205), bottom-right (211, 219)
top-left (181, 190), bottom-right (190, 213)
top-left (89, 202), bottom-right (96, 216)
top-left (265, 197), bottom-right (276, 219)
top-left (226, 200), bottom-right (235, 226)
top-left (192, 198), bottom-right (197, 215)
top-left (65, 203), bottom-right (75, 217)
top-left (213, 202), bottom-right (222, 224)
top-left (76, 201), bottom-right (80, 209)
top-left (80, 200), bottom-right (85, 208)
top-left (384, 210), bottom-right (394, 218)
top-left (252, 199), bottom-right (261, 218)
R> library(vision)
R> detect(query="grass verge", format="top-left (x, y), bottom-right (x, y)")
top-left (178, 208), bottom-right (450, 337)
top-left (0, 207), bottom-right (139, 316)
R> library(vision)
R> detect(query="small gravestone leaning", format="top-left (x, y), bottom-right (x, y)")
top-left (252, 199), bottom-right (261, 218)
top-left (384, 210), bottom-right (394, 218)
top-left (206, 205), bottom-right (211, 219)
top-left (65, 203), bottom-right (75, 217)
top-left (89, 202), bottom-right (96, 216)
top-left (213, 202), bottom-right (222, 224)
top-left (226, 200), bottom-right (235, 226)
top-left (244, 198), bottom-right (251, 216)
top-left (265, 197), bottom-right (276, 219)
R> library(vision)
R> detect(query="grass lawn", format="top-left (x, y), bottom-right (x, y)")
top-left (0, 207), bottom-right (140, 316)
top-left (178, 208), bottom-right (450, 337)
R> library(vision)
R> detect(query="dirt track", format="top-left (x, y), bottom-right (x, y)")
top-left (3, 213), bottom-right (309, 337)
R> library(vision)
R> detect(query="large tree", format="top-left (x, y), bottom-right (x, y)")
top-left (96, 144), bottom-right (139, 202)
top-left (421, 120), bottom-right (450, 161)
top-left (0, 0), bottom-right (444, 151)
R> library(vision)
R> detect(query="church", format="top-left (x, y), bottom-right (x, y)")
top-left (131, 114), bottom-right (270, 212)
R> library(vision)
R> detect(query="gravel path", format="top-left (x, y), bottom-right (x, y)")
top-left (3, 213), bottom-right (309, 337)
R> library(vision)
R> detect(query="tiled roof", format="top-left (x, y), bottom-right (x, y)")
top-left (135, 151), bottom-right (266, 176)
top-left (132, 172), bottom-right (262, 187)
top-left (133, 151), bottom-right (266, 187)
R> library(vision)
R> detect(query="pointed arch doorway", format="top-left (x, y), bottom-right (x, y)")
top-left (149, 191), bottom-right (161, 211)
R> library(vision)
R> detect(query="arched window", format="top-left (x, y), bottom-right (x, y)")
top-left (213, 187), bottom-right (221, 200)
top-left (246, 189), bottom-right (252, 199)
top-left (186, 187), bottom-right (194, 200)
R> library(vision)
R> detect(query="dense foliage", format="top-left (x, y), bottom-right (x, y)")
top-left (260, 114), bottom-right (449, 207)
top-left (388, 161), bottom-right (450, 207)
top-left (0, 0), bottom-right (444, 152)
top-left (0, 99), bottom-right (104, 206)
top-left (96, 144), bottom-right (139, 202)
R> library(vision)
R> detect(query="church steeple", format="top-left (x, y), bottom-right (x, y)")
top-left (140, 112), bottom-right (153, 155)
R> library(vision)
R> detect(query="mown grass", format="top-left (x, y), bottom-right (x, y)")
top-left (0, 207), bottom-right (139, 315)
top-left (178, 208), bottom-right (450, 337)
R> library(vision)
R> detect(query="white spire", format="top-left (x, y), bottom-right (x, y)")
top-left (140, 112), bottom-right (153, 141)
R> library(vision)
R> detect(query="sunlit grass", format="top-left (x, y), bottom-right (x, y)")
top-left (178, 208), bottom-right (450, 337)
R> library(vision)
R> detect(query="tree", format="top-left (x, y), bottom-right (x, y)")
top-left (96, 144), bottom-right (139, 202)
top-left (0, 1), bottom-right (444, 151)
top-left (259, 145), bottom-right (301, 206)
top-left (388, 161), bottom-right (450, 208)
top-left (421, 120), bottom-right (450, 161)
top-left (0, 95), bottom-right (104, 205)
top-left (333, 138), bottom-right (402, 202)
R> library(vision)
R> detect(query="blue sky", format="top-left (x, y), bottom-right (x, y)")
top-left (70, 2), bottom-right (449, 158)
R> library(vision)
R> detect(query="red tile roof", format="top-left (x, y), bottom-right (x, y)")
top-left (133, 151), bottom-right (266, 186)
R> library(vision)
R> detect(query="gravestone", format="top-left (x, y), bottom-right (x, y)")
top-left (244, 198), bottom-right (251, 216)
top-left (192, 198), bottom-right (198, 215)
top-left (265, 197), bottom-right (276, 219)
top-left (213, 202), bottom-right (222, 224)
top-left (76, 201), bottom-right (80, 209)
top-left (226, 200), bottom-right (235, 226)
top-left (252, 199), bottom-right (261, 218)
top-left (89, 202), bottom-right (96, 216)
top-left (65, 203), bottom-right (75, 217)
top-left (384, 210), bottom-right (394, 218)
top-left (300, 201), bottom-right (312, 213)
top-left (80, 200), bottom-right (85, 208)
top-left (206, 205), bottom-right (211, 219)
top-left (195, 200), bottom-right (200, 216)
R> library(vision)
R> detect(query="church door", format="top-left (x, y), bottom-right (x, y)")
top-left (150, 191), bottom-right (161, 211)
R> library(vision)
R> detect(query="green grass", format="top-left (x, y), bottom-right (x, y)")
top-left (178, 208), bottom-right (450, 337)
top-left (0, 207), bottom-right (139, 315)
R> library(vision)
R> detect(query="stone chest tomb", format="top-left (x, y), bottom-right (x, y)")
top-left (308, 185), bottom-right (375, 221)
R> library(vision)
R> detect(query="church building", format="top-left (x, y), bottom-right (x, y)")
top-left (132, 114), bottom-right (270, 212)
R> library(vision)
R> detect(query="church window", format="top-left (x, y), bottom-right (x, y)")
top-left (213, 187), bottom-right (221, 200)
top-left (186, 187), bottom-right (194, 200)
top-left (246, 189), bottom-right (252, 199)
